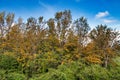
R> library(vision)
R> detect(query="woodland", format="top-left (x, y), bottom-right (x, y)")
top-left (0, 10), bottom-right (120, 80)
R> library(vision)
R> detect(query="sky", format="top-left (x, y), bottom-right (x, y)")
top-left (0, 0), bottom-right (120, 29)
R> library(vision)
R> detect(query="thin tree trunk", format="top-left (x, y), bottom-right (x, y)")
top-left (104, 55), bottom-right (109, 68)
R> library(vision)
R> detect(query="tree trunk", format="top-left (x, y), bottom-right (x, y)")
top-left (104, 55), bottom-right (109, 68)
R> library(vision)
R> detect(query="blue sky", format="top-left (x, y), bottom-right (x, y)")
top-left (0, 0), bottom-right (120, 29)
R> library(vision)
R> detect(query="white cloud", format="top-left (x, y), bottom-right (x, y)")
top-left (95, 11), bottom-right (118, 24)
top-left (95, 11), bottom-right (109, 18)
top-left (103, 19), bottom-right (117, 23)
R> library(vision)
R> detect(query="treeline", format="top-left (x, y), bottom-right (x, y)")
top-left (0, 10), bottom-right (120, 80)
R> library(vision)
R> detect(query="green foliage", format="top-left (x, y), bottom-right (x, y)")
top-left (34, 69), bottom-right (67, 80)
top-left (109, 57), bottom-right (120, 80)
top-left (5, 72), bottom-right (26, 80)
top-left (109, 67), bottom-right (120, 80)
top-left (0, 70), bottom-right (25, 80)
top-left (0, 69), bottom-right (6, 80)
top-left (37, 52), bottom-right (61, 71)
top-left (77, 64), bottom-right (110, 80)
top-left (57, 65), bottom-right (75, 80)
top-left (0, 53), bottom-right (19, 70)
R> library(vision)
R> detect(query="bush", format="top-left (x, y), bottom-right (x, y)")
top-left (57, 65), bottom-right (76, 80)
top-left (5, 72), bottom-right (26, 80)
top-left (109, 57), bottom-right (120, 79)
top-left (109, 67), bottom-right (120, 80)
top-left (33, 69), bottom-right (67, 80)
top-left (0, 69), bottom-right (6, 80)
top-left (76, 64), bottom-right (110, 80)
top-left (0, 54), bottom-right (19, 70)
top-left (0, 70), bottom-right (26, 80)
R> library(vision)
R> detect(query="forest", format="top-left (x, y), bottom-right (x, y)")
top-left (0, 10), bottom-right (120, 80)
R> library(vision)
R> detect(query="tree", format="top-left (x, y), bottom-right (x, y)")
top-left (47, 18), bottom-right (56, 36)
top-left (90, 25), bottom-right (119, 67)
top-left (6, 13), bottom-right (14, 33)
top-left (0, 12), bottom-right (5, 38)
top-left (74, 17), bottom-right (90, 53)
top-left (55, 10), bottom-right (72, 47)
top-left (0, 12), bottom-right (14, 53)
top-left (47, 18), bottom-right (59, 52)
top-left (26, 17), bottom-right (37, 30)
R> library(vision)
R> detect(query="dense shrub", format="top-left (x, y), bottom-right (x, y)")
top-left (0, 69), bottom-right (6, 80)
top-left (33, 69), bottom-right (67, 80)
top-left (0, 70), bottom-right (25, 80)
top-left (5, 72), bottom-right (26, 80)
top-left (0, 54), bottom-right (19, 70)
top-left (109, 57), bottom-right (120, 79)
top-left (76, 64), bottom-right (110, 80)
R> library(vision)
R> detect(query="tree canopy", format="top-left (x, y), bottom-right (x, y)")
top-left (0, 10), bottom-right (120, 80)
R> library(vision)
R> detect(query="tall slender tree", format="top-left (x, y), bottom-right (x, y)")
top-left (55, 10), bottom-right (72, 47)
top-left (74, 17), bottom-right (90, 53)
top-left (0, 12), bottom-right (5, 38)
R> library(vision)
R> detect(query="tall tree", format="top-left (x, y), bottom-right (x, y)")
top-left (6, 13), bottom-right (14, 33)
top-left (27, 17), bottom-right (37, 30)
top-left (0, 12), bottom-right (14, 53)
top-left (26, 17), bottom-right (38, 54)
top-left (55, 10), bottom-right (72, 47)
top-left (0, 12), bottom-right (5, 38)
top-left (74, 17), bottom-right (90, 53)
top-left (47, 18), bottom-right (56, 36)
top-left (47, 18), bottom-right (58, 51)
top-left (90, 25), bottom-right (119, 67)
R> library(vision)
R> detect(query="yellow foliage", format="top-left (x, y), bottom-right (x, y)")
top-left (85, 54), bottom-right (102, 64)
top-left (83, 42), bottom-right (95, 55)
top-left (105, 48), bottom-right (115, 56)
top-left (75, 54), bottom-right (80, 59)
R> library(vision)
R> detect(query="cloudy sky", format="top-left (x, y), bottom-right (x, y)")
top-left (0, 0), bottom-right (120, 29)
